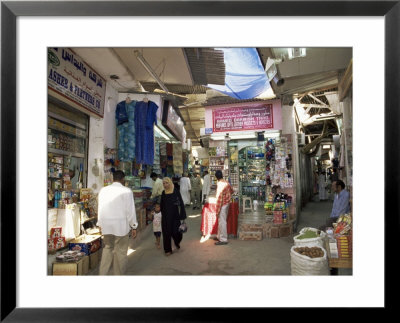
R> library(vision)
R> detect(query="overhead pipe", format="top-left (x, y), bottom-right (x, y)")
top-left (134, 50), bottom-right (169, 94)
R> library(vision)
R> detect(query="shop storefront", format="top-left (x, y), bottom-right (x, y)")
top-left (200, 100), bottom-right (298, 240)
top-left (47, 48), bottom-right (107, 274)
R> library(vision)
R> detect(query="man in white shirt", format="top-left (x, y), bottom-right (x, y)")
top-left (179, 173), bottom-right (191, 206)
top-left (150, 172), bottom-right (164, 203)
top-left (202, 170), bottom-right (211, 204)
top-left (97, 170), bottom-right (138, 275)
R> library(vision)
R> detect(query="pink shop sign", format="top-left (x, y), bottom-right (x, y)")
top-left (212, 104), bottom-right (274, 132)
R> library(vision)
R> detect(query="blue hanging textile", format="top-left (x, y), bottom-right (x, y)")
top-left (116, 100), bottom-right (136, 161)
top-left (115, 100), bottom-right (129, 125)
top-left (126, 101), bottom-right (136, 160)
top-left (135, 100), bottom-right (158, 165)
top-left (207, 48), bottom-right (270, 100)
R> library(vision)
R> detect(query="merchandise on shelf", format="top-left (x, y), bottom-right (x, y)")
top-left (264, 192), bottom-right (292, 224)
top-left (265, 136), bottom-right (294, 190)
top-left (104, 147), bottom-right (117, 186)
top-left (239, 146), bottom-right (266, 201)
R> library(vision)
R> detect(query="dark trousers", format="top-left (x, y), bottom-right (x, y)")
top-left (162, 219), bottom-right (182, 253)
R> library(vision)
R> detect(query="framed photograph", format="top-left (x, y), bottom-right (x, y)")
top-left (1, 0), bottom-right (397, 320)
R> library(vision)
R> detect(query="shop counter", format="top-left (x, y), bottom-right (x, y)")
top-left (201, 202), bottom-right (239, 237)
top-left (325, 239), bottom-right (352, 269)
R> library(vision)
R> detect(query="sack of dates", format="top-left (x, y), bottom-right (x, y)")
top-left (290, 245), bottom-right (329, 275)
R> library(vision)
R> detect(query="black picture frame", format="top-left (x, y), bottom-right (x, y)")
top-left (1, 1), bottom-right (398, 321)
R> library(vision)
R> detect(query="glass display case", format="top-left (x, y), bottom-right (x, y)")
top-left (238, 146), bottom-right (266, 202)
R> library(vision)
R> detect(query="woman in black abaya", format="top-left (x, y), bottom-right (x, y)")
top-left (160, 177), bottom-right (186, 256)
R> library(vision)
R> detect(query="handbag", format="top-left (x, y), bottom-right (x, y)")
top-left (178, 220), bottom-right (188, 233)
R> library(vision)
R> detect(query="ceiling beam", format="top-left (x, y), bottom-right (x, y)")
top-left (307, 93), bottom-right (329, 107)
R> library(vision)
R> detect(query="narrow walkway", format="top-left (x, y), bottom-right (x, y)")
top-left (88, 197), bottom-right (334, 275)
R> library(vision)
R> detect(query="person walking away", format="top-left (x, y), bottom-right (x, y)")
top-left (160, 177), bottom-right (187, 256)
top-left (150, 172), bottom-right (164, 204)
top-left (202, 170), bottom-right (211, 205)
top-left (152, 203), bottom-right (162, 249)
top-left (191, 173), bottom-right (203, 210)
top-left (179, 173), bottom-right (191, 206)
top-left (214, 170), bottom-right (233, 246)
top-left (97, 170), bottom-right (138, 275)
top-left (318, 171), bottom-right (327, 201)
top-left (172, 175), bottom-right (180, 191)
top-left (320, 179), bottom-right (350, 230)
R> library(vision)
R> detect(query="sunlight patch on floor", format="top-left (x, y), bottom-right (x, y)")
top-left (127, 248), bottom-right (136, 256)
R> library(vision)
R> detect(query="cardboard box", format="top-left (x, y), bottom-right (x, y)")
top-left (52, 257), bottom-right (84, 275)
top-left (238, 231), bottom-right (263, 241)
top-left (279, 225), bottom-right (292, 237)
top-left (89, 250), bottom-right (101, 269)
top-left (263, 223), bottom-right (272, 238)
top-left (69, 234), bottom-right (102, 255)
top-left (48, 237), bottom-right (66, 251)
top-left (50, 227), bottom-right (63, 239)
top-left (239, 224), bottom-right (264, 232)
top-left (270, 226), bottom-right (279, 238)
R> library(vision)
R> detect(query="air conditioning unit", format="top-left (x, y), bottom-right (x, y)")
top-left (297, 132), bottom-right (306, 146)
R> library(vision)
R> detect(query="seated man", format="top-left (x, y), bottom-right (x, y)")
top-left (323, 179), bottom-right (350, 230)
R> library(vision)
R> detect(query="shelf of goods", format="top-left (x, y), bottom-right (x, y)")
top-left (228, 144), bottom-right (239, 200)
top-left (48, 115), bottom-right (86, 158)
top-left (48, 188), bottom-right (99, 252)
top-left (209, 147), bottom-right (229, 185)
top-left (263, 195), bottom-right (294, 238)
top-left (325, 214), bottom-right (353, 269)
top-left (239, 147), bottom-right (266, 202)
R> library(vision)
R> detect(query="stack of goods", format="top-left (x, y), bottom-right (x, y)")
top-left (68, 234), bottom-right (102, 257)
top-left (329, 213), bottom-right (352, 259)
top-left (48, 227), bottom-right (67, 252)
top-left (52, 249), bottom-right (90, 276)
top-left (265, 193), bottom-right (292, 224)
top-left (55, 250), bottom-right (86, 263)
top-left (173, 143), bottom-right (183, 176)
top-left (48, 155), bottom-right (64, 190)
top-left (263, 192), bottom-right (294, 238)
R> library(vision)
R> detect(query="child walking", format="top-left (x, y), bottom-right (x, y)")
top-left (152, 203), bottom-right (162, 249)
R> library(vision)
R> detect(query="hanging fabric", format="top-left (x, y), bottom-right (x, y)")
top-left (116, 100), bottom-right (136, 161)
top-left (135, 100), bottom-right (159, 165)
top-left (115, 100), bottom-right (129, 125)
